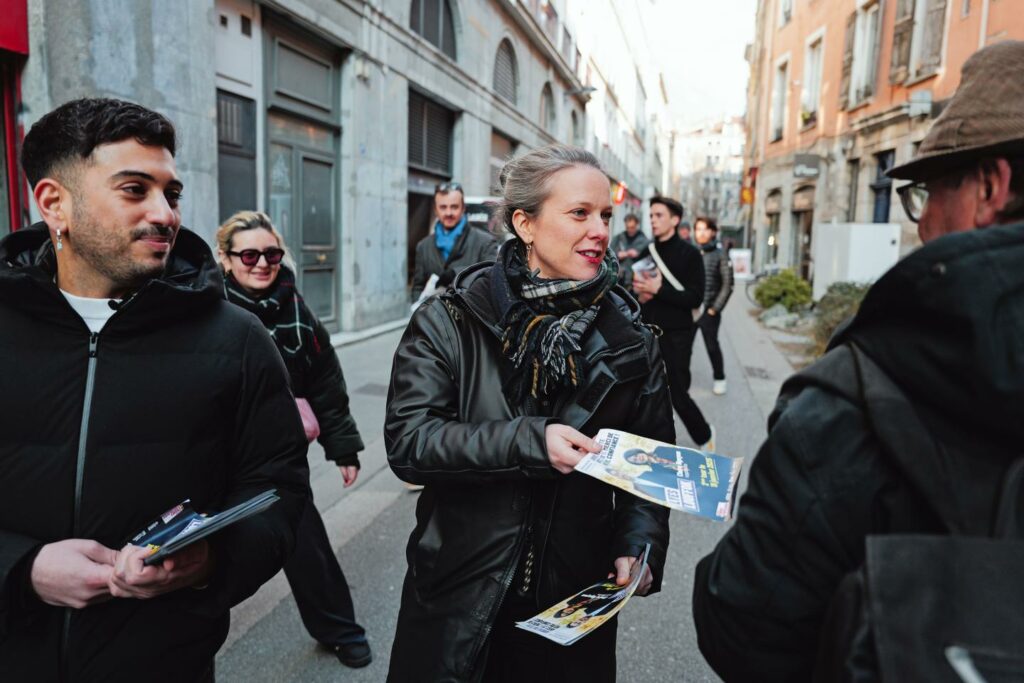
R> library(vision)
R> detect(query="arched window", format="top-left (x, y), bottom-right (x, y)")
top-left (540, 83), bottom-right (556, 134)
top-left (410, 0), bottom-right (456, 59)
top-left (493, 39), bottom-right (519, 105)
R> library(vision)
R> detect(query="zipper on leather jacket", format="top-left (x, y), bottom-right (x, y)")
top-left (61, 331), bottom-right (100, 682)
top-left (518, 525), bottom-right (535, 595)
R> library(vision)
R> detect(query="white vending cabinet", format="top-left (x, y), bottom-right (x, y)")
top-left (810, 222), bottom-right (902, 300)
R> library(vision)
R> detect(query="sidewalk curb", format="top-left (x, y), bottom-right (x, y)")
top-left (329, 317), bottom-right (410, 349)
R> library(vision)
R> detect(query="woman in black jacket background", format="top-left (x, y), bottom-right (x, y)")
top-left (385, 145), bottom-right (674, 682)
top-left (216, 211), bottom-right (372, 668)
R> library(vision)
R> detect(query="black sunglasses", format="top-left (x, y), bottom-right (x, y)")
top-left (227, 248), bottom-right (286, 266)
top-left (435, 182), bottom-right (463, 194)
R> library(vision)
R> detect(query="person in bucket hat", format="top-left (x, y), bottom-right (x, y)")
top-left (892, 40), bottom-right (1024, 242)
top-left (693, 40), bottom-right (1024, 682)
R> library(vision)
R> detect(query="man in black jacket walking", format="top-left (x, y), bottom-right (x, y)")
top-left (0, 98), bottom-right (309, 681)
top-left (633, 197), bottom-right (714, 450)
top-left (694, 217), bottom-right (733, 395)
top-left (693, 40), bottom-right (1024, 681)
top-left (410, 182), bottom-right (498, 301)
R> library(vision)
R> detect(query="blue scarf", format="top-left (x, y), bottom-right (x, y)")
top-left (434, 215), bottom-right (467, 262)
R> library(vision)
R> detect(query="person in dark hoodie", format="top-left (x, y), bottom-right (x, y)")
top-left (692, 40), bottom-right (1024, 682)
top-left (0, 98), bottom-right (309, 682)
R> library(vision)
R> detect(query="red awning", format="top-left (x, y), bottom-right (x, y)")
top-left (0, 0), bottom-right (28, 56)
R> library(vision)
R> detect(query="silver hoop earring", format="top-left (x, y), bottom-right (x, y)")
top-left (525, 242), bottom-right (532, 254)
top-left (56, 228), bottom-right (63, 251)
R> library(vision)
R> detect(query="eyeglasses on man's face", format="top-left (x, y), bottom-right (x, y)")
top-left (227, 248), bottom-right (286, 267)
top-left (896, 182), bottom-right (929, 223)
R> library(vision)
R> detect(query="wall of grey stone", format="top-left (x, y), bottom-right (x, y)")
top-left (21, 0), bottom-right (219, 242)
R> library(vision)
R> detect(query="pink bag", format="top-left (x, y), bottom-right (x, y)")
top-left (295, 398), bottom-right (320, 442)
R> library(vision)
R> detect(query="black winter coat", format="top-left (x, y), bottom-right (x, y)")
top-left (0, 225), bottom-right (310, 682)
top-left (637, 234), bottom-right (705, 331)
top-left (692, 222), bottom-right (1024, 682)
top-left (225, 267), bottom-right (364, 466)
top-left (385, 262), bottom-right (674, 682)
top-left (410, 224), bottom-right (498, 301)
top-left (699, 242), bottom-right (733, 312)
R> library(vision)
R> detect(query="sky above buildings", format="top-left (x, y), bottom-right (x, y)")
top-left (643, 0), bottom-right (758, 130)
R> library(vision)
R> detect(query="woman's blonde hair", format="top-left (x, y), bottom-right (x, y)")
top-left (215, 211), bottom-right (295, 270)
top-left (495, 144), bottom-right (604, 239)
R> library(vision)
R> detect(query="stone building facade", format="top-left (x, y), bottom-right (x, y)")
top-left (7, 0), bottom-right (673, 332)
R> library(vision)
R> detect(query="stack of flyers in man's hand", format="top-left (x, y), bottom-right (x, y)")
top-left (575, 429), bottom-right (743, 521)
top-left (515, 545), bottom-right (650, 646)
top-left (130, 489), bottom-right (279, 566)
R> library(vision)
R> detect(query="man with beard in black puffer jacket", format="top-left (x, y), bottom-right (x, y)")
top-left (0, 98), bottom-right (310, 682)
top-left (693, 40), bottom-right (1024, 682)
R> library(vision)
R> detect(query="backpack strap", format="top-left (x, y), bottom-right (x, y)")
top-left (647, 242), bottom-right (685, 291)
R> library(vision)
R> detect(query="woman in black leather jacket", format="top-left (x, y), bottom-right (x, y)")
top-left (385, 145), bottom-right (674, 682)
top-left (216, 212), bottom-right (372, 668)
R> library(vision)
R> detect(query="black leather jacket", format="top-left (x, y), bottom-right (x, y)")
top-left (385, 262), bottom-right (674, 682)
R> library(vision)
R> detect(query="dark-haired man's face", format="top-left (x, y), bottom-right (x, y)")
top-left (434, 191), bottom-right (465, 230)
top-left (695, 221), bottom-right (714, 245)
top-left (625, 217), bottom-right (639, 236)
top-left (65, 139), bottom-right (182, 294)
top-left (649, 204), bottom-right (678, 242)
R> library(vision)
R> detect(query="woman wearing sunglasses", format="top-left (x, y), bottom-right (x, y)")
top-left (215, 211), bottom-right (373, 669)
top-left (385, 146), bottom-right (673, 682)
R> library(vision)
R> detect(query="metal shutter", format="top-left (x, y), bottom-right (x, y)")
top-left (408, 90), bottom-right (426, 167)
top-left (493, 40), bottom-right (518, 104)
top-left (425, 101), bottom-right (453, 173)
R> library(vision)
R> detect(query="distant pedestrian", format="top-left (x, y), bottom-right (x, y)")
top-left (410, 181), bottom-right (498, 302)
top-left (693, 40), bottom-right (1024, 682)
top-left (610, 212), bottom-right (649, 286)
top-left (633, 197), bottom-right (715, 451)
top-left (0, 97), bottom-right (309, 681)
top-left (385, 144), bottom-right (672, 683)
top-left (694, 217), bottom-right (733, 395)
top-left (216, 211), bottom-right (372, 669)
top-left (677, 220), bottom-right (692, 242)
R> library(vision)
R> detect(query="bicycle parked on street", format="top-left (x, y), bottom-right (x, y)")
top-left (745, 263), bottom-right (782, 305)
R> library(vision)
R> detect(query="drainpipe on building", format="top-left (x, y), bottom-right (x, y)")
top-left (979, 0), bottom-right (991, 48)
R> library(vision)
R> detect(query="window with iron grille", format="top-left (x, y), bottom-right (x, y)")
top-left (410, 0), bottom-right (457, 60)
top-left (216, 90), bottom-right (257, 222)
top-left (871, 150), bottom-right (895, 223)
top-left (408, 89), bottom-right (455, 175)
top-left (493, 39), bottom-right (519, 105)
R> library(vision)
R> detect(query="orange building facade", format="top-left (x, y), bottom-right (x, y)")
top-left (743, 0), bottom-right (1024, 275)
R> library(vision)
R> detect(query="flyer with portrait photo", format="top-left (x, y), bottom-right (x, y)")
top-left (515, 545), bottom-right (650, 646)
top-left (575, 429), bottom-right (743, 521)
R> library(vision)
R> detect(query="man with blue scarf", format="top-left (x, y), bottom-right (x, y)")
top-left (411, 182), bottom-right (498, 301)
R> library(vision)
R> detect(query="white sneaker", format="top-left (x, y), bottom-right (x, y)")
top-left (699, 425), bottom-right (716, 453)
top-left (713, 379), bottom-right (727, 395)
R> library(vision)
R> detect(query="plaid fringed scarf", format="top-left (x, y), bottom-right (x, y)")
top-left (223, 267), bottom-right (321, 363)
top-left (489, 239), bottom-right (619, 405)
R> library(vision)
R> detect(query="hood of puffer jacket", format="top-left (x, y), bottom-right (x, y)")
top-left (831, 221), bottom-right (1024, 444)
top-left (0, 222), bottom-right (224, 332)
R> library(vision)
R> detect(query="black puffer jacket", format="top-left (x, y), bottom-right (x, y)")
top-left (385, 262), bottom-right (674, 682)
top-left (0, 225), bottom-right (310, 682)
top-left (225, 267), bottom-right (364, 466)
top-left (699, 242), bottom-right (733, 312)
top-left (410, 224), bottom-right (498, 301)
top-left (693, 222), bottom-right (1024, 682)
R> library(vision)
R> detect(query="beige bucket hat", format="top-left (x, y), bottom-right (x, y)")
top-left (889, 40), bottom-right (1024, 181)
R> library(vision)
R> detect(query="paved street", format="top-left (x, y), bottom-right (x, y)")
top-left (216, 294), bottom-right (794, 682)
